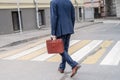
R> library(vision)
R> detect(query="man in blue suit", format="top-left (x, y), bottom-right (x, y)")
top-left (50, 0), bottom-right (80, 77)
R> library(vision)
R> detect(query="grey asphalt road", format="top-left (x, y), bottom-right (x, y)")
top-left (72, 23), bottom-right (120, 40)
top-left (0, 23), bottom-right (120, 80)
top-left (0, 60), bottom-right (119, 80)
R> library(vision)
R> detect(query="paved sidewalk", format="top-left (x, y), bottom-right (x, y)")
top-left (0, 22), bottom-right (98, 48)
top-left (94, 18), bottom-right (120, 23)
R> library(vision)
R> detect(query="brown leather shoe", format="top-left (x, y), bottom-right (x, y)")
top-left (58, 68), bottom-right (64, 73)
top-left (71, 65), bottom-right (81, 77)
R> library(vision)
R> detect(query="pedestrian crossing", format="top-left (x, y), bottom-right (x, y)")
top-left (0, 38), bottom-right (120, 66)
top-left (100, 41), bottom-right (120, 66)
top-left (32, 40), bottom-right (80, 61)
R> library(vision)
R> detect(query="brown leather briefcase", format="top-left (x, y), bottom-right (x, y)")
top-left (46, 39), bottom-right (64, 54)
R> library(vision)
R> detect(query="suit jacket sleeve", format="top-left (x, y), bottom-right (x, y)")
top-left (71, 4), bottom-right (75, 27)
top-left (50, 1), bottom-right (58, 36)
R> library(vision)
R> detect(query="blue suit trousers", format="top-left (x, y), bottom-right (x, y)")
top-left (57, 34), bottom-right (78, 70)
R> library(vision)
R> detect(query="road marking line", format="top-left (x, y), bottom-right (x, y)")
top-left (31, 53), bottom-right (54, 61)
top-left (100, 41), bottom-right (120, 65)
top-left (69, 40), bottom-right (91, 54)
top-left (3, 43), bottom-right (46, 60)
top-left (0, 37), bottom-right (49, 58)
top-left (47, 40), bottom-right (91, 62)
top-left (18, 40), bottom-right (79, 60)
top-left (82, 40), bottom-right (112, 64)
top-left (71, 40), bottom-right (103, 62)
top-left (17, 47), bottom-right (47, 60)
top-left (31, 40), bottom-right (80, 61)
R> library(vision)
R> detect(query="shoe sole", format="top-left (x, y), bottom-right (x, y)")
top-left (58, 69), bottom-right (64, 73)
top-left (71, 66), bottom-right (81, 77)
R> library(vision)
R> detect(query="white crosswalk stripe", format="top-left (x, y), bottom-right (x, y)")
top-left (100, 41), bottom-right (120, 65)
top-left (71, 40), bottom-right (103, 62)
top-left (4, 43), bottom-right (46, 60)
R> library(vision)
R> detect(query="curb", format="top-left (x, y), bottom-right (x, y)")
top-left (75, 22), bottom-right (102, 30)
top-left (0, 33), bottom-right (50, 48)
top-left (0, 22), bottom-right (100, 48)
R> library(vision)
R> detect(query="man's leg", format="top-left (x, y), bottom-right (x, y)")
top-left (62, 34), bottom-right (80, 77)
top-left (58, 35), bottom-right (68, 71)
top-left (58, 34), bottom-right (78, 70)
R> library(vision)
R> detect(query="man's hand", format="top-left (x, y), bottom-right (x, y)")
top-left (51, 35), bottom-right (56, 40)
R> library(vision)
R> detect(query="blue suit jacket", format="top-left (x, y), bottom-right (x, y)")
top-left (50, 0), bottom-right (75, 37)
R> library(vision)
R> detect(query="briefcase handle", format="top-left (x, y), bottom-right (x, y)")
top-left (50, 36), bottom-right (57, 40)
